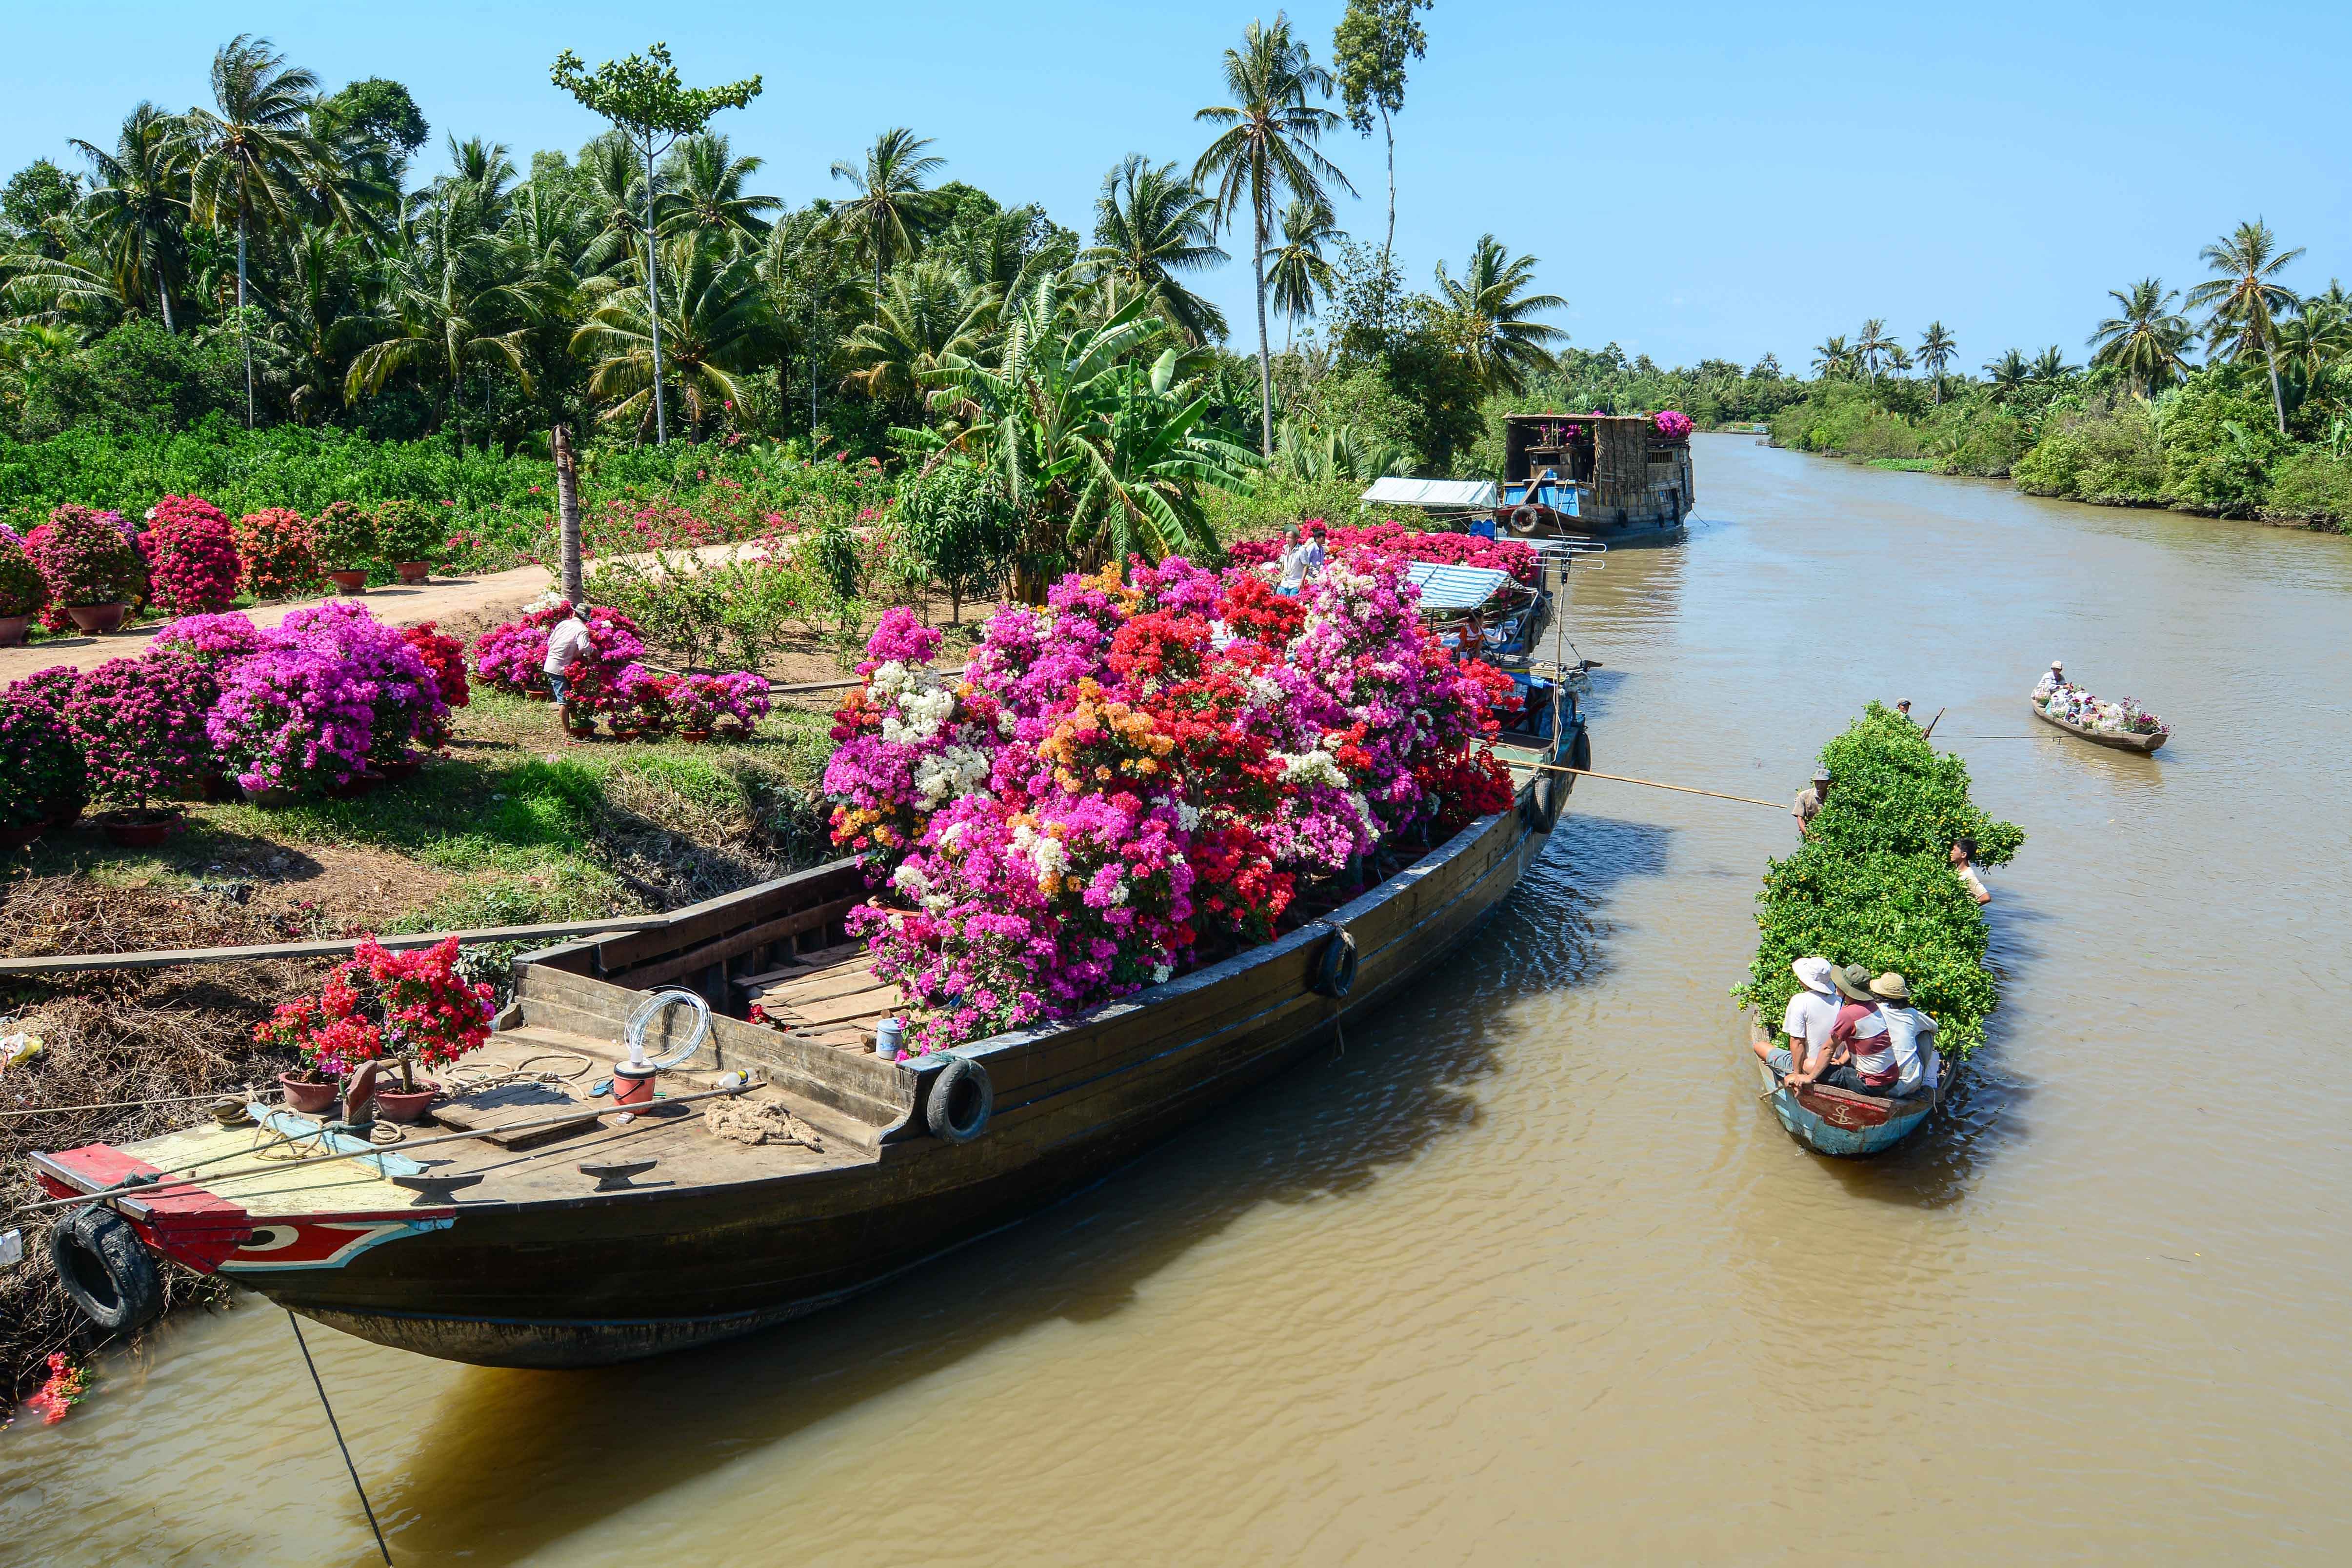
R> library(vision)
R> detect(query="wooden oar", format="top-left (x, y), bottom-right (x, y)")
top-left (1922, 706), bottom-right (1946, 739)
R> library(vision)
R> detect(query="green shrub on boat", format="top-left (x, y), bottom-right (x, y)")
top-left (1739, 704), bottom-right (2023, 1056)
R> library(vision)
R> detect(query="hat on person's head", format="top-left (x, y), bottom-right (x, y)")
top-left (1790, 955), bottom-right (1835, 996)
top-left (1831, 963), bottom-right (1876, 1002)
top-left (1868, 972), bottom-right (1912, 1003)
top-left (1812, 767), bottom-right (1832, 784)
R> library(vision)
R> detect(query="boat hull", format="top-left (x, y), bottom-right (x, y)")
top-left (2031, 699), bottom-right (2166, 753)
top-left (236, 780), bottom-right (1562, 1368)
top-left (1746, 1020), bottom-right (1953, 1158)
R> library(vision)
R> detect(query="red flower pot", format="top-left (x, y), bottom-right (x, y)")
top-left (65, 601), bottom-right (131, 635)
top-left (394, 561), bottom-right (432, 585)
top-left (279, 1072), bottom-right (340, 1114)
top-left (325, 570), bottom-right (369, 595)
top-left (378, 756), bottom-right (422, 782)
top-left (680, 728), bottom-right (715, 744)
top-left (325, 771), bottom-right (381, 800)
top-left (524, 686), bottom-right (552, 702)
top-left (374, 1080), bottom-right (440, 1123)
top-left (43, 799), bottom-right (84, 831)
top-left (99, 809), bottom-right (181, 848)
top-left (0, 614), bottom-right (28, 647)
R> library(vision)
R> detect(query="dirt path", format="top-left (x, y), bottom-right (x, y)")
top-left (0, 541), bottom-right (770, 684)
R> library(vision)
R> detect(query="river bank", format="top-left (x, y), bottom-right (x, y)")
top-left (5, 432), bottom-right (2351, 1562)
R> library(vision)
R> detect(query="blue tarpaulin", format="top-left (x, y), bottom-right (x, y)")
top-left (1403, 562), bottom-right (1519, 614)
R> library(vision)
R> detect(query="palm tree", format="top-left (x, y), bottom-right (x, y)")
top-left (2186, 220), bottom-right (2304, 435)
top-left (1916, 321), bottom-right (1956, 403)
top-left (70, 104), bottom-right (189, 332)
top-left (267, 225), bottom-right (377, 423)
top-left (1265, 196), bottom-right (1341, 346)
top-left (345, 208), bottom-right (549, 449)
top-left (660, 133), bottom-right (779, 252)
top-left (1435, 235), bottom-right (1565, 394)
top-left (176, 34), bottom-right (351, 425)
top-left (2272, 289), bottom-right (2352, 409)
top-left (577, 134), bottom-right (655, 278)
top-left (440, 135), bottom-right (518, 232)
top-left (1080, 155), bottom-right (1228, 346)
top-left (824, 128), bottom-right (946, 319)
top-left (2029, 346), bottom-right (2077, 382)
top-left (1982, 348), bottom-right (2031, 402)
top-left (845, 258), bottom-right (993, 409)
top-left (572, 240), bottom-right (778, 437)
top-left (1852, 318), bottom-right (1896, 382)
top-left (2086, 278), bottom-right (2192, 397)
top-left (1194, 14), bottom-right (1356, 455)
top-left (1811, 336), bottom-right (1853, 379)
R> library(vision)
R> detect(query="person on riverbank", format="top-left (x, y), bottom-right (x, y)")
top-left (1754, 955), bottom-right (1841, 1083)
top-left (1950, 837), bottom-right (1991, 904)
top-left (543, 600), bottom-right (588, 710)
top-left (1792, 768), bottom-right (1831, 838)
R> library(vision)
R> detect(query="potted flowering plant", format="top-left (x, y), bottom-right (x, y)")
top-left (0, 527), bottom-right (48, 645)
top-left (64, 653), bottom-right (214, 845)
top-left (4, 667), bottom-right (88, 828)
top-left (374, 499), bottom-right (443, 584)
top-left (257, 935), bottom-right (495, 1121)
top-left (669, 671), bottom-right (773, 739)
top-left (207, 642), bottom-right (374, 801)
top-left (29, 505), bottom-right (145, 635)
top-left (313, 501), bottom-right (377, 594)
top-left (139, 496), bottom-right (240, 615)
top-left (233, 507), bottom-right (321, 601)
top-left (397, 621), bottom-right (469, 757)
top-left (277, 602), bottom-right (445, 785)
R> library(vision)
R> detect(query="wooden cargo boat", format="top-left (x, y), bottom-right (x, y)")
top-left (1746, 1019), bottom-right (1958, 1157)
top-left (35, 723), bottom-right (1584, 1370)
top-left (1495, 413), bottom-right (1692, 547)
top-left (2030, 699), bottom-right (2167, 754)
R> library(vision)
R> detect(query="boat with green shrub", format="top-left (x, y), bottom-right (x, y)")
top-left (1738, 705), bottom-right (2022, 1157)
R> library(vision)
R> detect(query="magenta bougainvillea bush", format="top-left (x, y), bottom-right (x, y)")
top-left (823, 553), bottom-right (1516, 1054)
top-left (28, 505), bottom-right (145, 628)
top-left (0, 533), bottom-right (47, 619)
top-left (1654, 409), bottom-right (1694, 439)
top-left (64, 653), bottom-right (215, 811)
top-left (0, 668), bottom-right (85, 827)
top-left (666, 671), bottom-right (772, 733)
top-left (139, 496), bottom-right (240, 615)
top-left (207, 644), bottom-right (376, 794)
top-left (1227, 521), bottom-right (1540, 585)
top-left (275, 601), bottom-right (446, 767)
top-left (233, 507), bottom-right (320, 601)
top-left (152, 610), bottom-right (264, 671)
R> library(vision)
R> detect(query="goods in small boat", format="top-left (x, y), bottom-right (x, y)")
top-left (2031, 662), bottom-right (2168, 753)
top-left (1737, 704), bottom-right (2022, 1155)
top-left (33, 550), bottom-right (1589, 1367)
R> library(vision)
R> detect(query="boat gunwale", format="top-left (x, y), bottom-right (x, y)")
top-left (2029, 697), bottom-right (2167, 753)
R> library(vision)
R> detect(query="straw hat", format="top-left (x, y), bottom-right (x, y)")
top-left (1790, 955), bottom-right (1835, 995)
top-left (1869, 972), bottom-right (1912, 1003)
top-left (1831, 963), bottom-right (1876, 1002)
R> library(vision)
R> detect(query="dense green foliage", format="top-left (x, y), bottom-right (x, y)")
top-left (1738, 706), bottom-right (2022, 1056)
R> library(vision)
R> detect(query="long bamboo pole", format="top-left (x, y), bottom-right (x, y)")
top-left (1526, 763), bottom-right (1786, 812)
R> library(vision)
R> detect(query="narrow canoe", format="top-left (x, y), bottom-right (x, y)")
top-left (2030, 699), bottom-right (2166, 754)
top-left (1745, 1018), bottom-right (1958, 1158)
top-left (38, 724), bottom-right (1582, 1369)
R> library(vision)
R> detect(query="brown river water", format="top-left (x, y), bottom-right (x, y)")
top-left (6, 434), bottom-right (2351, 1564)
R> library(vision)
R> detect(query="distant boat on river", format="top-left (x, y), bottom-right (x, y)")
top-left (1494, 413), bottom-right (1693, 547)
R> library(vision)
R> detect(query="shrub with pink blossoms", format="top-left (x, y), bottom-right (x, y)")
top-left (469, 603), bottom-right (644, 710)
top-left (65, 653), bottom-right (215, 811)
top-left (28, 504), bottom-right (145, 629)
top-left (234, 507), bottom-right (320, 600)
top-left (140, 496), bottom-right (240, 615)
top-left (152, 610), bottom-right (263, 672)
top-left (278, 601), bottom-right (444, 766)
top-left (1654, 409), bottom-right (1694, 439)
top-left (208, 646), bottom-right (375, 795)
top-left (668, 671), bottom-right (771, 733)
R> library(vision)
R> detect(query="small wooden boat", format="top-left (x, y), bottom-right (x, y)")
top-left (37, 686), bottom-right (1588, 1372)
top-left (1746, 1018), bottom-right (1959, 1157)
top-left (2031, 699), bottom-right (2166, 753)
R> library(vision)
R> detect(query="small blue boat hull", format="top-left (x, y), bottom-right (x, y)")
top-left (1747, 1024), bottom-right (1955, 1158)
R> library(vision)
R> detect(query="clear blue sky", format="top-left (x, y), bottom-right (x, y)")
top-left (7, 1), bottom-right (2348, 373)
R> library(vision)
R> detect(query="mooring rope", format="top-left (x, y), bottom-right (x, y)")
top-left (287, 1310), bottom-right (393, 1565)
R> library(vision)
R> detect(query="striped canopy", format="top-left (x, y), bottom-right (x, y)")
top-left (1403, 561), bottom-right (1519, 615)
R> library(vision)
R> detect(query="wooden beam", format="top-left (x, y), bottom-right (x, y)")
top-left (607, 899), bottom-right (861, 992)
top-left (0, 916), bottom-right (676, 979)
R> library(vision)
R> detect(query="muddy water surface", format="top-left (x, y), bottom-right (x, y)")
top-left (7, 434), bottom-right (2351, 1564)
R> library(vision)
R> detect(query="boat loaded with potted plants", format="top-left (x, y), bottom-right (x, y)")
top-left (31, 548), bottom-right (1592, 1368)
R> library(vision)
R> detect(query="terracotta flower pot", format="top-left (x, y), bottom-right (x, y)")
top-left (565, 722), bottom-right (599, 740)
top-left (279, 1072), bottom-right (341, 1114)
top-left (524, 686), bottom-right (552, 702)
top-left (0, 822), bottom-right (42, 850)
top-left (0, 614), bottom-right (29, 647)
top-left (680, 728), bottom-right (715, 744)
top-left (242, 784), bottom-right (301, 807)
top-left (374, 1080), bottom-right (441, 1123)
top-left (99, 808), bottom-right (181, 848)
top-left (395, 561), bottom-right (432, 584)
top-left (65, 601), bottom-right (131, 635)
top-left (202, 771), bottom-right (239, 803)
top-left (326, 569), bottom-right (369, 595)
top-left (378, 755), bottom-right (422, 782)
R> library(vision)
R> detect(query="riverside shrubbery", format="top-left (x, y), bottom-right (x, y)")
top-left (1739, 705), bottom-right (2022, 1055)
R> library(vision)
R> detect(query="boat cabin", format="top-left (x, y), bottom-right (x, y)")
top-left (1496, 413), bottom-right (1694, 545)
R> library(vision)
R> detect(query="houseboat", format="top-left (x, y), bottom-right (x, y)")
top-left (1495, 413), bottom-right (1694, 546)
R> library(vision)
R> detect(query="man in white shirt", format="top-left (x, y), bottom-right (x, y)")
top-left (1753, 954), bottom-right (1840, 1083)
top-left (543, 601), bottom-right (590, 709)
top-left (1276, 529), bottom-right (1310, 595)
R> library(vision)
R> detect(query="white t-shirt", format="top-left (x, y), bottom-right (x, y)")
top-left (1955, 862), bottom-right (1988, 901)
top-left (543, 616), bottom-right (590, 675)
top-left (1781, 988), bottom-right (1838, 1067)
top-left (1877, 1005), bottom-right (1940, 1092)
top-left (1277, 545), bottom-right (1310, 589)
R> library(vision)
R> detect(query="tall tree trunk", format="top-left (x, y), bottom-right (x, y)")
top-left (1380, 105), bottom-right (1397, 273)
top-left (237, 206), bottom-right (253, 429)
top-left (1253, 186), bottom-right (1273, 458)
top-left (642, 139), bottom-right (668, 445)
top-left (159, 275), bottom-right (175, 335)
top-left (2266, 342), bottom-right (2288, 436)
top-left (554, 422), bottom-right (584, 604)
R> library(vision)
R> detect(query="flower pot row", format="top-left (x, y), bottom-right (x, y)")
top-left (2, 802), bottom-right (179, 852)
top-left (277, 1071), bottom-right (440, 1123)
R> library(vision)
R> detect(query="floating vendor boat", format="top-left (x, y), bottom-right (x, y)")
top-left (1746, 1018), bottom-right (1957, 1158)
top-left (35, 565), bottom-right (1590, 1370)
top-left (2029, 663), bottom-right (2168, 753)
top-left (1495, 412), bottom-right (1694, 547)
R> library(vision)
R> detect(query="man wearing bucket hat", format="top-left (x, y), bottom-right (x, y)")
top-left (1751, 954), bottom-right (1841, 1083)
top-left (1791, 768), bottom-right (1831, 839)
top-left (1805, 963), bottom-right (1901, 1093)
top-left (1868, 972), bottom-right (1941, 1098)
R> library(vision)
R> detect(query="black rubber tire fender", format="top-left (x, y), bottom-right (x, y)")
top-left (926, 1054), bottom-right (994, 1143)
top-left (49, 1207), bottom-right (163, 1334)
top-left (1563, 724), bottom-right (1592, 797)
top-left (1312, 927), bottom-right (1358, 998)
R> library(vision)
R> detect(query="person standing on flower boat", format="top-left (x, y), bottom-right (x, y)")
top-left (1753, 955), bottom-right (1840, 1084)
top-left (1950, 836), bottom-right (1991, 905)
top-left (1792, 768), bottom-right (1831, 838)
